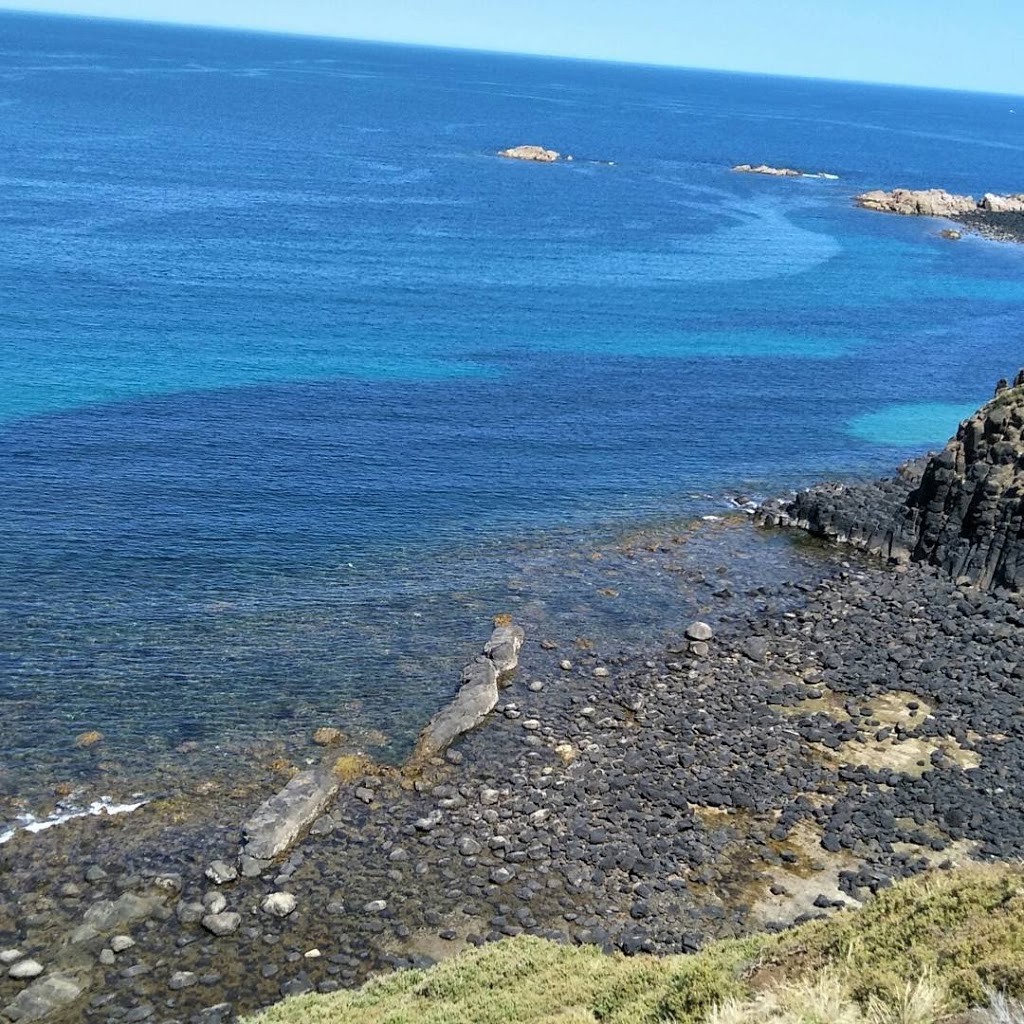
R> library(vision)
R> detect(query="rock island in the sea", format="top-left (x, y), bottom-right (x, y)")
top-left (498, 144), bottom-right (566, 162)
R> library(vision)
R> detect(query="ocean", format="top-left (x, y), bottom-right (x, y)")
top-left (2, 11), bottom-right (1023, 808)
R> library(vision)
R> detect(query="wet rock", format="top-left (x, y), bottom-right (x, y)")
top-left (72, 893), bottom-right (161, 943)
top-left (201, 912), bottom-right (241, 937)
top-left (203, 893), bottom-right (227, 915)
top-left (2, 973), bottom-right (83, 1022)
top-left (168, 971), bottom-right (198, 991)
top-left (739, 637), bottom-right (769, 663)
top-left (484, 623), bottom-right (526, 681)
top-left (204, 861), bottom-right (237, 886)
top-left (176, 901), bottom-right (205, 925)
top-left (312, 727), bottom-right (343, 746)
top-left (261, 892), bottom-right (297, 918)
top-left (239, 855), bottom-right (270, 879)
top-left (685, 622), bottom-right (714, 642)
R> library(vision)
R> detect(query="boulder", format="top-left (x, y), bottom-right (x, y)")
top-left (981, 192), bottom-right (1024, 213)
top-left (685, 621), bottom-right (714, 642)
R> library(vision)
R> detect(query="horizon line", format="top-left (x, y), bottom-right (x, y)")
top-left (4, 5), bottom-right (1024, 100)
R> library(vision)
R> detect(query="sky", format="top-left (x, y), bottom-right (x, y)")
top-left (3, 0), bottom-right (1024, 95)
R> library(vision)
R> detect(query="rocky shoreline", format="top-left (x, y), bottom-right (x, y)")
top-left (854, 187), bottom-right (1024, 243)
top-left (5, 388), bottom-right (1024, 1024)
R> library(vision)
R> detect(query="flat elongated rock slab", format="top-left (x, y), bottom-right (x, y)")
top-left (412, 623), bottom-right (525, 761)
top-left (415, 659), bottom-right (499, 760)
top-left (241, 769), bottom-right (339, 862)
top-left (3, 973), bottom-right (83, 1022)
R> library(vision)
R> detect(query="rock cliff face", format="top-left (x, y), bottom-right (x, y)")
top-left (759, 375), bottom-right (1024, 590)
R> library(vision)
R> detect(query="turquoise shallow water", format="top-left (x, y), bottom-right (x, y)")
top-left (1, 12), bottom-right (1023, 802)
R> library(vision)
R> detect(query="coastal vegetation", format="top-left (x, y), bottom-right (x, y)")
top-left (248, 862), bottom-right (1024, 1024)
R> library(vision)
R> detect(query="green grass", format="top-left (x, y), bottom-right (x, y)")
top-left (248, 863), bottom-right (1024, 1024)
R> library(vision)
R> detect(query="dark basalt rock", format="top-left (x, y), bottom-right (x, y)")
top-left (760, 375), bottom-right (1024, 590)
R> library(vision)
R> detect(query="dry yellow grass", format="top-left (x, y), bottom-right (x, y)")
top-left (247, 863), bottom-right (1024, 1024)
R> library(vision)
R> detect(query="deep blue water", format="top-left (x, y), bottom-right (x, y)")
top-left (2, 12), bottom-right (1024, 801)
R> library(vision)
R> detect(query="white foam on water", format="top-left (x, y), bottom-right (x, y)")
top-left (0, 796), bottom-right (147, 846)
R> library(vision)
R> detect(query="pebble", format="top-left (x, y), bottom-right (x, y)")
top-left (522, 719), bottom-right (541, 731)
top-left (685, 621), bottom-right (714, 641)
top-left (559, 659), bottom-right (573, 670)
top-left (99, 949), bottom-right (116, 966)
top-left (362, 900), bottom-right (387, 913)
top-left (169, 970), bottom-right (198, 990)
top-left (0, 950), bottom-right (23, 966)
top-left (110, 935), bottom-right (135, 954)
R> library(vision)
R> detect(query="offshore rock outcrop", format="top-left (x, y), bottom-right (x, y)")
top-left (856, 188), bottom-right (1024, 218)
top-left (498, 145), bottom-right (564, 163)
top-left (760, 374), bottom-right (1024, 590)
top-left (733, 163), bottom-right (838, 179)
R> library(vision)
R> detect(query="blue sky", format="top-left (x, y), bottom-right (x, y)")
top-left (4, 0), bottom-right (1024, 95)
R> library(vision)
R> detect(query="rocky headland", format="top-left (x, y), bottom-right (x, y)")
top-left (856, 187), bottom-right (1024, 242)
top-left (4, 386), bottom-right (1024, 1023)
top-left (760, 373), bottom-right (1024, 590)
